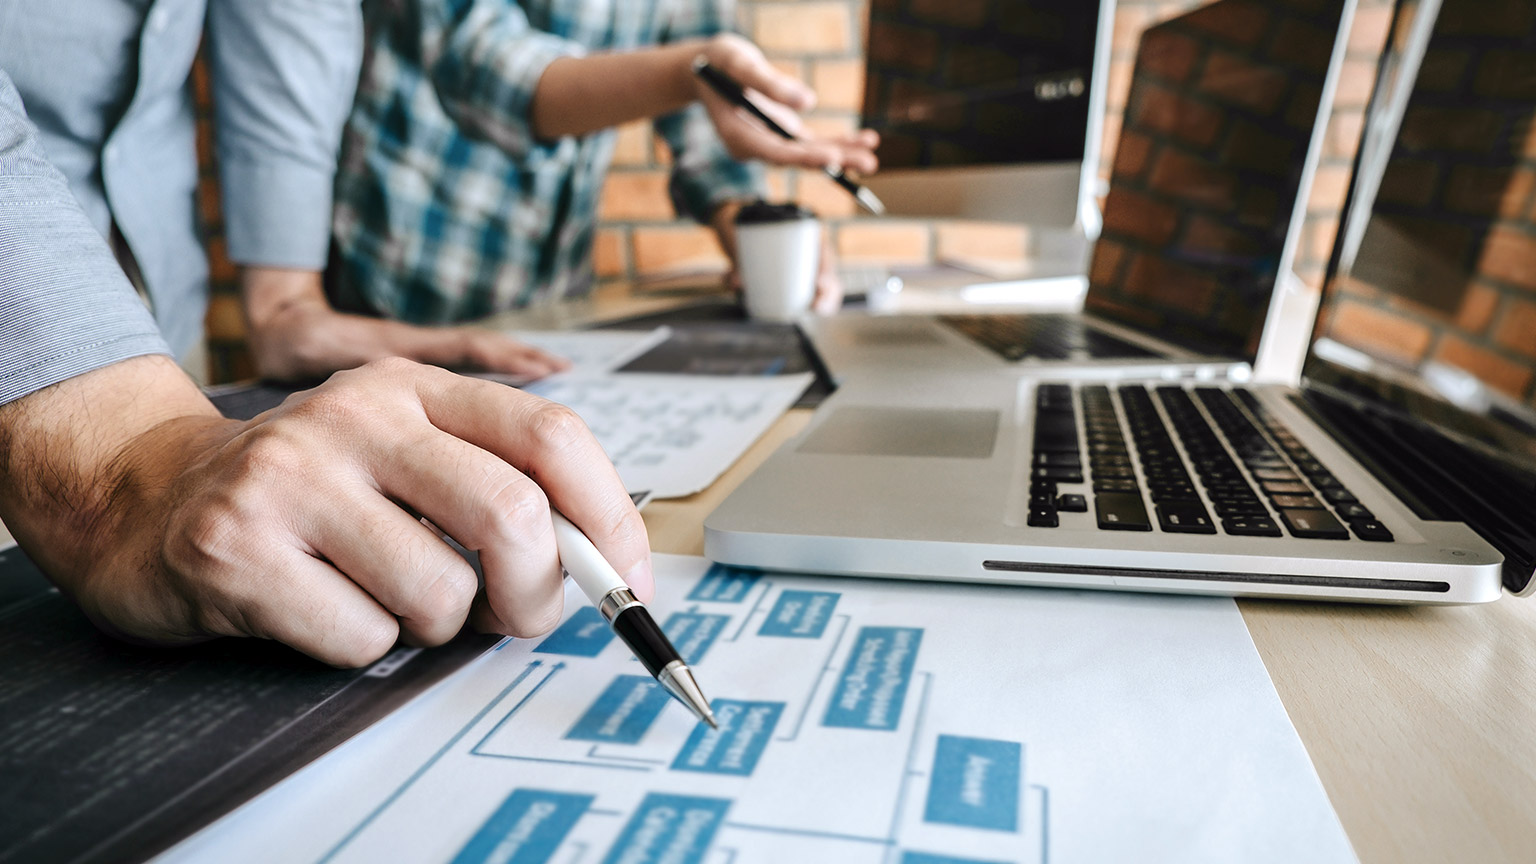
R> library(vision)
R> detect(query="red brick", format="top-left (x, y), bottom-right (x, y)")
top-left (1090, 238), bottom-right (1130, 288)
top-left (1303, 214), bottom-right (1340, 265)
top-left (1284, 82), bottom-right (1325, 131)
top-left (1182, 0), bottom-right (1271, 47)
top-left (1147, 147), bottom-right (1238, 209)
top-left (632, 226), bottom-right (728, 275)
top-left (1479, 227), bottom-right (1536, 290)
top-left (795, 170), bottom-right (858, 219)
top-left (1199, 51), bottom-right (1291, 114)
top-left (1327, 299), bottom-right (1433, 365)
top-left (1493, 298), bottom-right (1536, 359)
top-left (1113, 130), bottom-right (1155, 180)
top-left (592, 228), bottom-right (627, 279)
top-left (204, 293), bottom-right (245, 341)
top-left (1123, 251), bottom-right (1220, 315)
top-left (598, 171), bottom-right (673, 222)
top-left (835, 222), bottom-right (931, 265)
top-left (935, 221), bottom-right (1029, 264)
top-left (1128, 81), bottom-right (1225, 148)
top-left (1183, 214), bottom-right (1262, 257)
top-left (1347, 3), bottom-right (1394, 56)
top-left (1455, 283), bottom-right (1500, 336)
top-left (611, 122), bottom-right (652, 167)
top-left (1140, 28), bottom-right (1202, 84)
top-left (811, 59), bottom-right (864, 113)
top-left (1102, 187), bottom-right (1180, 246)
top-left (1333, 57), bottom-right (1378, 109)
top-left (755, 4), bottom-right (852, 56)
top-left (1434, 336), bottom-right (1533, 397)
top-left (1307, 163), bottom-right (1352, 214)
top-left (1325, 108), bottom-right (1365, 161)
top-left (206, 235), bottom-right (237, 284)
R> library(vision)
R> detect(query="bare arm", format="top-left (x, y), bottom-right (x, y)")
top-left (241, 267), bottom-right (569, 381)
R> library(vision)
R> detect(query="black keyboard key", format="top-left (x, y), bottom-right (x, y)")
top-left (1349, 519), bottom-right (1394, 542)
top-left (1157, 501), bottom-right (1216, 534)
top-left (1092, 466), bottom-right (1135, 479)
top-left (1279, 508), bottom-right (1349, 539)
top-left (1028, 507), bottom-right (1060, 528)
top-left (1336, 502), bottom-right (1374, 521)
top-left (1223, 516), bottom-right (1283, 537)
top-left (1057, 493), bottom-right (1088, 512)
top-left (1030, 480), bottom-right (1058, 498)
top-left (1261, 480), bottom-right (1311, 495)
top-left (1034, 452), bottom-right (1081, 467)
top-left (1093, 479), bottom-right (1139, 493)
top-left (1033, 466), bottom-right (1084, 483)
top-left (1252, 468), bottom-right (1299, 482)
top-left (1322, 487), bottom-right (1358, 504)
top-left (1271, 494), bottom-right (1324, 510)
top-left (1096, 493), bottom-right (1152, 531)
top-left (1030, 492), bottom-right (1055, 509)
top-left (1309, 474), bottom-right (1342, 489)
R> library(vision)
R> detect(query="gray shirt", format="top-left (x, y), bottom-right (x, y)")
top-left (0, 0), bottom-right (362, 361)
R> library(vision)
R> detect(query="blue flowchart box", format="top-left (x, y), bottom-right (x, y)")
top-left (823, 626), bottom-right (923, 731)
top-left (451, 789), bottom-right (592, 864)
top-left (686, 564), bottom-right (760, 602)
top-left (758, 590), bottom-right (839, 638)
top-left (533, 607), bottom-right (613, 657)
top-left (566, 676), bottom-right (672, 743)
top-left (671, 700), bottom-right (785, 776)
top-left (900, 852), bottom-right (1012, 864)
top-left (599, 794), bottom-right (731, 864)
top-left (662, 612), bottom-right (729, 664)
top-left (923, 735), bottom-right (1022, 832)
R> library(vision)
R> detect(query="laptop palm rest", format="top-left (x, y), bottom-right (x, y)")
top-left (797, 407), bottom-right (999, 459)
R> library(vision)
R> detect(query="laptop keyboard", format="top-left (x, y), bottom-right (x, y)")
top-left (941, 314), bottom-right (1161, 361)
top-left (1028, 383), bottom-right (1394, 541)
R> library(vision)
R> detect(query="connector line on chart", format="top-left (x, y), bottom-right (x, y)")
top-left (776, 614), bottom-right (852, 742)
top-left (317, 660), bottom-right (548, 863)
top-left (724, 671), bottom-right (934, 850)
top-left (585, 745), bottom-right (667, 766)
top-left (883, 672), bottom-right (933, 864)
top-left (726, 580), bottom-right (775, 642)
top-left (470, 662), bottom-right (566, 753)
top-left (1035, 784), bottom-right (1051, 864)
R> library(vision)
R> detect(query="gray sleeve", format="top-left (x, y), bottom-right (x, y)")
top-left (207, 0), bottom-right (363, 269)
top-left (0, 70), bottom-right (170, 406)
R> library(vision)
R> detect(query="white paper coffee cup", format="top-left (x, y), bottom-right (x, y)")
top-left (735, 204), bottom-right (820, 322)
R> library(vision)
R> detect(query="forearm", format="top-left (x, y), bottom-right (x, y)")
top-left (0, 356), bottom-right (229, 632)
top-left (531, 41), bottom-right (703, 139)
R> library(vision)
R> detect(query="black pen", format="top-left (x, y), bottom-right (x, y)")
top-left (692, 56), bottom-right (886, 216)
top-left (551, 511), bottom-right (718, 728)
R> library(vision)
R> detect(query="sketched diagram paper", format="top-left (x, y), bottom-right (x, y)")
top-left (162, 555), bottom-right (1355, 864)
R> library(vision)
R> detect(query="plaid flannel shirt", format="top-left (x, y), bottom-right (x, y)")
top-left (332, 0), bottom-right (765, 323)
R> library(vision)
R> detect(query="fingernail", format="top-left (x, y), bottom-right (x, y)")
top-left (622, 558), bottom-right (655, 602)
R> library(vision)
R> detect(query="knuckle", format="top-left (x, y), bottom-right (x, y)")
top-left (504, 594), bottom-right (565, 639)
top-left (486, 476), bottom-right (552, 541)
top-left (328, 616), bottom-right (400, 668)
top-left (523, 402), bottom-right (588, 452)
top-left (412, 560), bottom-right (478, 627)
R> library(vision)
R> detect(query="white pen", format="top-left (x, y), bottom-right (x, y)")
top-left (549, 510), bottom-right (718, 728)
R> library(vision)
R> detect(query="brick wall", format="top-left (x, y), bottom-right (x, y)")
top-left (197, 0), bottom-right (1394, 383)
top-left (1317, 0), bottom-right (1536, 405)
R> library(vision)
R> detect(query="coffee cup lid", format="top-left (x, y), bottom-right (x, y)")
top-left (734, 199), bottom-right (814, 224)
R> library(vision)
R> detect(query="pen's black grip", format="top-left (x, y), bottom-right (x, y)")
top-left (693, 59), bottom-right (796, 141)
top-left (611, 605), bottom-right (684, 679)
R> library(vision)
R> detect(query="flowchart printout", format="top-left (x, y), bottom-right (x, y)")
top-left (163, 556), bottom-right (1355, 864)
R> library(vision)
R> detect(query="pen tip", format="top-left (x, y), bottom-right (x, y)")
top-left (857, 187), bottom-right (887, 216)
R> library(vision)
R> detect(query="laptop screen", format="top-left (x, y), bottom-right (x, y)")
top-left (1303, 0), bottom-right (1536, 593)
top-left (1083, 0), bottom-right (1350, 363)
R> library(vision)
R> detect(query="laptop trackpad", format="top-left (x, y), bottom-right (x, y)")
top-left (798, 407), bottom-right (998, 458)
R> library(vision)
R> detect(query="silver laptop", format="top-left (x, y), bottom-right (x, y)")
top-left (705, 0), bottom-right (1534, 604)
top-left (807, 0), bottom-right (1355, 382)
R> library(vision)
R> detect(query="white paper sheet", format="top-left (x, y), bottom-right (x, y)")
top-left (508, 329), bottom-right (672, 374)
top-left (162, 556), bottom-right (1354, 864)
